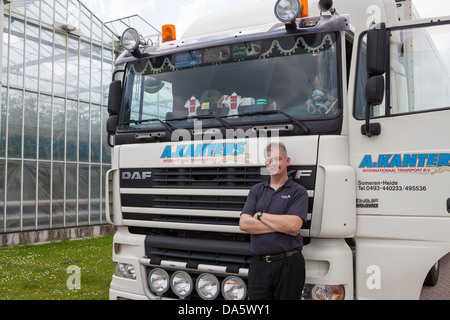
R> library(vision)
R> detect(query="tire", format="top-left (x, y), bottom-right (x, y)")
top-left (424, 261), bottom-right (440, 287)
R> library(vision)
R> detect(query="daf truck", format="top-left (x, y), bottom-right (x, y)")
top-left (106, 0), bottom-right (450, 300)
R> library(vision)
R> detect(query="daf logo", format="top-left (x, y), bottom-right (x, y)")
top-left (289, 170), bottom-right (313, 180)
top-left (121, 171), bottom-right (152, 180)
top-left (357, 198), bottom-right (379, 208)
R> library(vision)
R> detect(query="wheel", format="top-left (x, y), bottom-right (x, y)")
top-left (424, 261), bottom-right (440, 287)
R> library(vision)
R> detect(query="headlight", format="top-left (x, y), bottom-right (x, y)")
top-left (121, 28), bottom-right (141, 52)
top-left (222, 276), bottom-right (247, 300)
top-left (302, 284), bottom-right (345, 300)
top-left (171, 271), bottom-right (193, 299)
top-left (274, 0), bottom-right (302, 23)
top-left (196, 273), bottom-right (220, 300)
top-left (148, 268), bottom-right (170, 295)
top-left (114, 262), bottom-right (136, 280)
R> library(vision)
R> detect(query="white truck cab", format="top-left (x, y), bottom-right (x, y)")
top-left (106, 0), bottom-right (450, 300)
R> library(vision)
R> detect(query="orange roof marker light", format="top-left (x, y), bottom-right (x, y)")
top-left (300, 0), bottom-right (309, 18)
top-left (274, 0), bottom-right (308, 25)
top-left (162, 24), bottom-right (176, 43)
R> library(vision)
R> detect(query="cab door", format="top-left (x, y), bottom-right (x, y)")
top-left (348, 18), bottom-right (450, 299)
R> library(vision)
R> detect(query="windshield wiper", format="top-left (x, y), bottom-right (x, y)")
top-left (166, 114), bottom-right (234, 130)
top-left (119, 118), bottom-right (175, 133)
top-left (237, 110), bottom-right (311, 134)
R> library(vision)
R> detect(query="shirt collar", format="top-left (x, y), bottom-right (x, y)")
top-left (263, 177), bottom-right (293, 189)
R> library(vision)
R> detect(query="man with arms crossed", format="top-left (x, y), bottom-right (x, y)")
top-left (240, 142), bottom-right (308, 300)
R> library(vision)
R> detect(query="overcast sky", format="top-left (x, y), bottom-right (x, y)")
top-left (83, 0), bottom-right (450, 37)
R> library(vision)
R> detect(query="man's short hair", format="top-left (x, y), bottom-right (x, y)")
top-left (264, 142), bottom-right (288, 158)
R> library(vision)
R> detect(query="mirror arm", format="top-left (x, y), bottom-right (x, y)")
top-left (361, 103), bottom-right (382, 137)
top-left (364, 103), bottom-right (373, 137)
top-left (107, 133), bottom-right (115, 148)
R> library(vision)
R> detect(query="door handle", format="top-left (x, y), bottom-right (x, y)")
top-left (447, 199), bottom-right (450, 214)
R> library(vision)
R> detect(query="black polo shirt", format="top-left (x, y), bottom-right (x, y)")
top-left (242, 179), bottom-right (308, 256)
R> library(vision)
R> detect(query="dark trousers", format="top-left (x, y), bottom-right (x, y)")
top-left (248, 251), bottom-right (305, 300)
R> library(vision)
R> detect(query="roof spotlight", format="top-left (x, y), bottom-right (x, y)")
top-left (275, 0), bottom-right (302, 24)
top-left (121, 28), bottom-right (146, 55)
top-left (318, 0), bottom-right (337, 15)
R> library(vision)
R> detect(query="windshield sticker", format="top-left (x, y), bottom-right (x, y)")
top-left (359, 153), bottom-right (450, 175)
top-left (174, 50), bottom-right (203, 69)
top-left (203, 46), bottom-right (231, 64)
top-left (231, 42), bottom-right (262, 59)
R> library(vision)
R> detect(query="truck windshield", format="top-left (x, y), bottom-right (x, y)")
top-left (118, 32), bottom-right (340, 133)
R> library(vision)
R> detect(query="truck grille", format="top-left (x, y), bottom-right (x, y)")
top-left (121, 167), bottom-right (265, 189)
top-left (120, 166), bottom-right (316, 233)
top-left (121, 194), bottom-right (247, 211)
top-left (145, 232), bottom-right (251, 270)
top-left (122, 193), bottom-right (313, 229)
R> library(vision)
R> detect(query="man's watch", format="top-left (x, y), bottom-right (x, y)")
top-left (257, 212), bottom-right (263, 221)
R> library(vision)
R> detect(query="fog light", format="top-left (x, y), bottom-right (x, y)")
top-left (302, 284), bottom-right (345, 300)
top-left (275, 0), bottom-right (302, 23)
top-left (196, 273), bottom-right (220, 300)
top-left (171, 271), bottom-right (193, 299)
top-left (222, 276), bottom-right (247, 300)
top-left (114, 262), bottom-right (136, 280)
top-left (121, 28), bottom-right (141, 52)
top-left (149, 268), bottom-right (169, 295)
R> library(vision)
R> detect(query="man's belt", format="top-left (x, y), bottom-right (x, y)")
top-left (253, 249), bottom-right (301, 263)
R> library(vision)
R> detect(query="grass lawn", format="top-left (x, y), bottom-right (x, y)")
top-left (0, 234), bottom-right (114, 300)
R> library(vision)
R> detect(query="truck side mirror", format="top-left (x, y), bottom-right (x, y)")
top-left (107, 115), bottom-right (119, 135)
top-left (106, 80), bottom-right (123, 147)
top-left (108, 80), bottom-right (122, 116)
top-left (366, 23), bottom-right (387, 76)
top-left (362, 23), bottom-right (387, 137)
top-left (365, 75), bottom-right (384, 106)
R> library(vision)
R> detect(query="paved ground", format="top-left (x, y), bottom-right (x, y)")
top-left (420, 253), bottom-right (450, 300)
